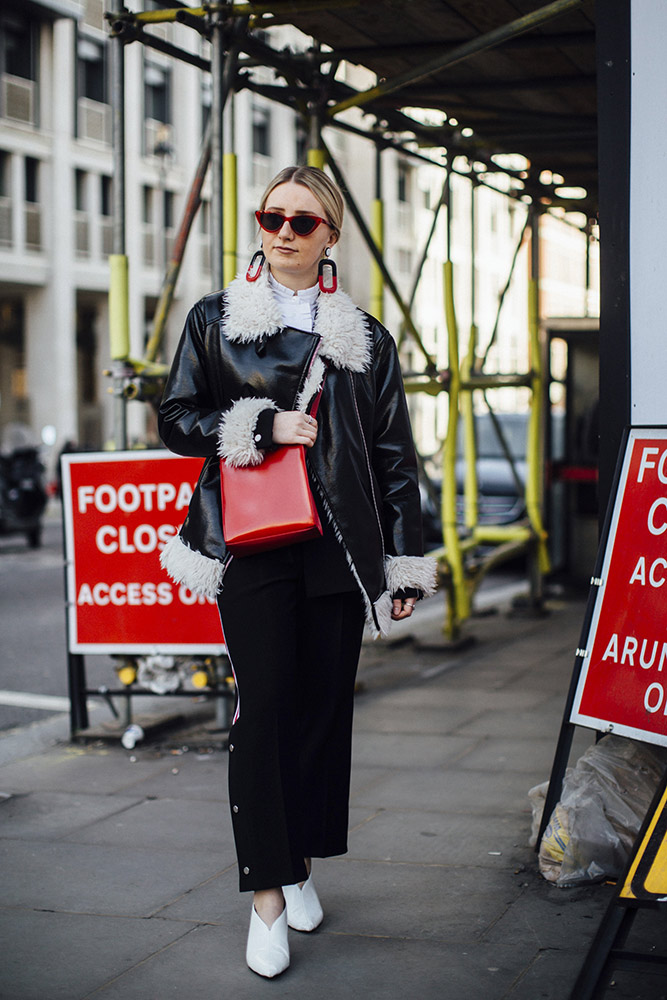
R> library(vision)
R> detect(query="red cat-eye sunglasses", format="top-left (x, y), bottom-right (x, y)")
top-left (255, 211), bottom-right (331, 237)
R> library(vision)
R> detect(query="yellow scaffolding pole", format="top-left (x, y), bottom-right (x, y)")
top-left (223, 151), bottom-right (238, 287)
top-left (461, 324), bottom-right (478, 531)
top-left (526, 275), bottom-right (551, 574)
top-left (307, 147), bottom-right (326, 170)
top-left (127, 2), bottom-right (360, 24)
top-left (370, 198), bottom-right (384, 322)
top-left (109, 254), bottom-right (130, 361)
top-left (440, 259), bottom-right (469, 637)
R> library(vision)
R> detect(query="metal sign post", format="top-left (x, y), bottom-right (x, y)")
top-left (569, 767), bottom-right (667, 999)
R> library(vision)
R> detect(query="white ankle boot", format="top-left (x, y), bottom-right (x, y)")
top-left (246, 904), bottom-right (290, 978)
top-left (282, 874), bottom-right (324, 932)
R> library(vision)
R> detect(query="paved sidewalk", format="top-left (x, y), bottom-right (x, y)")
top-left (1, 592), bottom-right (666, 1000)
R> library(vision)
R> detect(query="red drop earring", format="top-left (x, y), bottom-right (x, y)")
top-left (246, 250), bottom-right (265, 282)
top-left (318, 248), bottom-right (337, 293)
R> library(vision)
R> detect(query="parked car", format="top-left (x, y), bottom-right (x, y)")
top-left (420, 412), bottom-right (540, 547)
top-left (456, 413), bottom-right (528, 525)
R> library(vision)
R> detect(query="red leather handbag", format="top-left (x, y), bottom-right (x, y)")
top-left (219, 381), bottom-right (325, 556)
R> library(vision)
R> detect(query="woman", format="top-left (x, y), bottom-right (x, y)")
top-left (158, 165), bottom-right (436, 978)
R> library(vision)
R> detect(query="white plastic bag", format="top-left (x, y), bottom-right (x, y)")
top-left (535, 735), bottom-right (666, 886)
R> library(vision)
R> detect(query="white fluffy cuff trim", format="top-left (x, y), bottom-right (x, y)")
top-left (384, 554), bottom-right (438, 597)
top-left (217, 396), bottom-right (278, 468)
top-left (159, 533), bottom-right (223, 599)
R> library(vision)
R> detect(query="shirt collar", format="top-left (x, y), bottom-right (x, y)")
top-left (268, 270), bottom-right (319, 306)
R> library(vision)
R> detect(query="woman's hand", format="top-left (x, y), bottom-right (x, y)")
top-left (272, 411), bottom-right (318, 448)
top-left (391, 598), bottom-right (417, 621)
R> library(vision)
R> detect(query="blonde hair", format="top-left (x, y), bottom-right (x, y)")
top-left (259, 165), bottom-right (344, 239)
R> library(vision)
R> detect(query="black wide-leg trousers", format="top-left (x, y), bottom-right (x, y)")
top-left (217, 546), bottom-right (365, 892)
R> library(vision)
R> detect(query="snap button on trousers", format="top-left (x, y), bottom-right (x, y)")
top-left (217, 546), bottom-right (365, 892)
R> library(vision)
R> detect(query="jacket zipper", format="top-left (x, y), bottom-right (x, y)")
top-left (349, 373), bottom-right (385, 563)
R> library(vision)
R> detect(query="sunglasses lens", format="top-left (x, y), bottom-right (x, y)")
top-left (290, 216), bottom-right (320, 236)
top-left (258, 212), bottom-right (284, 233)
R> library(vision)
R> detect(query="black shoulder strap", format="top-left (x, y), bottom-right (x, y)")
top-left (203, 289), bottom-right (224, 327)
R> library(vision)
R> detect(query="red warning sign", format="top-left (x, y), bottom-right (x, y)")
top-left (571, 428), bottom-right (667, 747)
top-left (62, 450), bottom-right (224, 654)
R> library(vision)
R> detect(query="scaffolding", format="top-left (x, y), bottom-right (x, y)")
top-left (104, 0), bottom-right (596, 640)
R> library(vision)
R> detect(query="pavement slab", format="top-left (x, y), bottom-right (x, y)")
top-left (117, 751), bottom-right (230, 802)
top-left (61, 796), bottom-right (232, 854)
top-left (345, 808), bottom-right (521, 865)
top-left (350, 764), bottom-right (539, 815)
top-left (0, 908), bottom-right (193, 1000)
top-left (351, 730), bottom-right (478, 768)
top-left (0, 790), bottom-right (143, 841)
top-left (0, 839), bottom-right (229, 917)
top-left (0, 745), bottom-right (178, 796)
top-left (309, 857), bottom-right (523, 943)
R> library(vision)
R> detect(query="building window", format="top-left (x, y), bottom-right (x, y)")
top-left (77, 306), bottom-right (97, 405)
top-left (144, 61), bottom-right (170, 124)
top-left (252, 105), bottom-right (270, 157)
top-left (164, 189), bottom-right (174, 230)
top-left (0, 297), bottom-right (29, 431)
top-left (397, 162), bottom-right (410, 203)
top-left (0, 151), bottom-right (11, 247)
top-left (0, 149), bottom-right (9, 197)
top-left (77, 36), bottom-right (107, 104)
top-left (1, 13), bottom-right (36, 81)
top-left (25, 157), bottom-right (39, 203)
top-left (24, 157), bottom-right (40, 249)
top-left (100, 175), bottom-right (113, 256)
top-left (74, 170), bottom-right (89, 257)
top-left (142, 186), bottom-right (153, 224)
top-left (100, 175), bottom-right (112, 216)
top-left (1, 13), bottom-right (38, 125)
top-left (142, 185), bottom-right (155, 265)
top-left (75, 169), bottom-right (87, 212)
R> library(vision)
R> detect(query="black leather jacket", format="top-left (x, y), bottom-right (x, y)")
top-left (158, 271), bottom-right (436, 636)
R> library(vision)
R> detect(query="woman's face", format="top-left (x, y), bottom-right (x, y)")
top-left (259, 181), bottom-right (337, 290)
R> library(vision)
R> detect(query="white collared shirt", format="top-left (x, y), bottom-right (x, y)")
top-left (268, 271), bottom-right (319, 332)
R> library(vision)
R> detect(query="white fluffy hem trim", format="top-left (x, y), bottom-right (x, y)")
top-left (159, 533), bottom-right (223, 600)
top-left (217, 396), bottom-right (278, 467)
top-left (372, 590), bottom-right (394, 640)
top-left (384, 554), bottom-right (439, 597)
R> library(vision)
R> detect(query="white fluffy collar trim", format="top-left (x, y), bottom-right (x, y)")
top-left (222, 268), bottom-right (371, 373)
